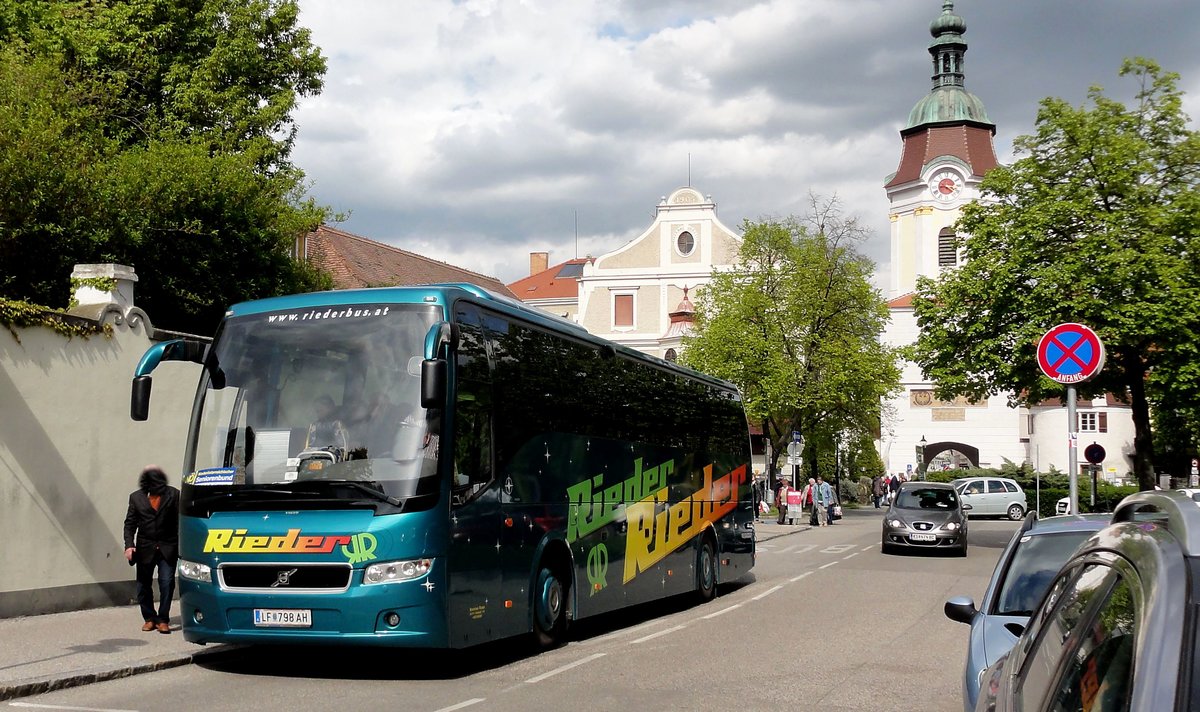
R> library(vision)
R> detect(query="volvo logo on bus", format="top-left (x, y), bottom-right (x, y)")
top-left (271, 568), bottom-right (299, 587)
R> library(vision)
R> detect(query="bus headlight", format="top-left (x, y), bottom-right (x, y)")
top-left (178, 559), bottom-right (212, 583)
top-left (364, 559), bottom-right (433, 585)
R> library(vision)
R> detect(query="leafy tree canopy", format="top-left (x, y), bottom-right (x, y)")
top-left (909, 58), bottom-right (1200, 489)
top-left (0, 0), bottom-right (331, 334)
top-left (682, 196), bottom-right (901, 480)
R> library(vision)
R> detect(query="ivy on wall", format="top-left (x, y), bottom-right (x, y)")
top-left (0, 298), bottom-right (110, 341)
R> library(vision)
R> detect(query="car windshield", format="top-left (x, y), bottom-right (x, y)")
top-left (896, 487), bottom-right (957, 509)
top-left (992, 531), bottom-right (1095, 616)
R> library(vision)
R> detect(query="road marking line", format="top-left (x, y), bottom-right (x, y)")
top-left (630, 624), bottom-right (687, 644)
top-left (791, 544), bottom-right (816, 554)
top-left (819, 561), bottom-right (839, 569)
top-left (777, 544), bottom-right (797, 554)
top-left (433, 699), bottom-right (486, 712)
top-left (525, 653), bottom-right (606, 683)
top-left (701, 604), bottom-right (742, 619)
top-left (842, 552), bottom-right (859, 560)
top-left (751, 584), bottom-right (784, 600)
top-left (8, 701), bottom-right (138, 705)
top-left (861, 545), bottom-right (875, 552)
top-left (579, 618), bottom-right (671, 645)
top-left (789, 571), bottom-right (813, 583)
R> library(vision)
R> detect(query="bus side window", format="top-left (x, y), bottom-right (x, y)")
top-left (453, 387), bottom-right (492, 495)
top-left (452, 302), bottom-right (494, 504)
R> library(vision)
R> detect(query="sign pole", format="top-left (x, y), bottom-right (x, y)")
top-left (1067, 384), bottom-right (1079, 515)
top-left (1037, 323), bottom-right (1105, 516)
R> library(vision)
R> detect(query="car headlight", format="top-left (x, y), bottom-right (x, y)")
top-left (942, 522), bottom-right (959, 531)
top-left (889, 519), bottom-right (905, 528)
top-left (364, 558), bottom-right (433, 585)
top-left (178, 559), bottom-right (212, 583)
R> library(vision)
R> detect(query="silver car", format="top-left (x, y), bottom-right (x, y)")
top-left (953, 476), bottom-right (1027, 520)
top-left (881, 481), bottom-right (970, 555)
top-left (943, 512), bottom-right (1109, 711)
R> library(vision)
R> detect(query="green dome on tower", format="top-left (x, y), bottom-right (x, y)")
top-left (904, 1), bottom-right (993, 130)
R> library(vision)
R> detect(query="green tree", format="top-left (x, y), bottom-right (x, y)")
top-left (0, 0), bottom-right (331, 334)
top-left (909, 59), bottom-right (1200, 490)
top-left (682, 197), bottom-right (901, 480)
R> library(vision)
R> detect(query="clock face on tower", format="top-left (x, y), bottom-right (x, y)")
top-left (929, 170), bottom-right (962, 202)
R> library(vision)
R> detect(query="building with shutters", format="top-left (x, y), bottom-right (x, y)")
top-left (879, 1), bottom-right (1134, 482)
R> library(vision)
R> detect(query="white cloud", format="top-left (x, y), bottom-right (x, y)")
top-left (291, 0), bottom-right (1200, 285)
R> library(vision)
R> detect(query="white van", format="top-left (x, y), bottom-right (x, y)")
top-left (952, 477), bottom-right (1028, 520)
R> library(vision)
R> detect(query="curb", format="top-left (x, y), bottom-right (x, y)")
top-left (0, 644), bottom-right (236, 702)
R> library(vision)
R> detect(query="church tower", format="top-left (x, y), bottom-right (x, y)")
top-left (884, 0), bottom-right (998, 299)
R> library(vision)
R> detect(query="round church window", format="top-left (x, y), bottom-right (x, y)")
top-left (676, 231), bottom-right (695, 256)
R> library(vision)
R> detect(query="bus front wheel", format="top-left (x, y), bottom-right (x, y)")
top-left (696, 537), bottom-right (717, 602)
top-left (534, 566), bottom-right (567, 648)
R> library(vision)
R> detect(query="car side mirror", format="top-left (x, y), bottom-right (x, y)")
top-left (944, 596), bottom-right (977, 625)
top-left (961, 503), bottom-right (973, 511)
top-left (421, 359), bottom-right (447, 409)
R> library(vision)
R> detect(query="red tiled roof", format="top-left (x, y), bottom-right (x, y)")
top-left (888, 293), bottom-right (916, 308)
top-left (884, 124), bottom-right (999, 189)
top-left (508, 257), bottom-right (592, 301)
top-left (302, 225), bottom-right (516, 298)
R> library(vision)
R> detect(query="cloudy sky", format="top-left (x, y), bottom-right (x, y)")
top-left (289, 0), bottom-right (1200, 289)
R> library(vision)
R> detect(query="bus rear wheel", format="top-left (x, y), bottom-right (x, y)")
top-left (533, 566), bottom-right (567, 648)
top-left (696, 537), bottom-right (717, 602)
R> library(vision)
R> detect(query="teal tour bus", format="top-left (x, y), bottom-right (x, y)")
top-left (130, 284), bottom-right (754, 648)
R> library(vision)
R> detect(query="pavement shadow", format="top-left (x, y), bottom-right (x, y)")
top-left (0, 638), bottom-right (150, 673)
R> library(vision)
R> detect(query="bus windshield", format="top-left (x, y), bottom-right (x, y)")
top-left (182, 303), bottom-right (442, 514)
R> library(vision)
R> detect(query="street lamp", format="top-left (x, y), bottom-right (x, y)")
top-left (918, 435), bottom-right (928, 480)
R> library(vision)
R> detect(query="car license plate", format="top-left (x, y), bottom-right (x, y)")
top-left (253, 608), bottom-right (312, 627)
top-left (910, 533), bottom-right (937, 542)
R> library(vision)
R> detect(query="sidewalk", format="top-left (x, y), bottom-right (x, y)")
top-left (0, 606), bottom-right (232, 701)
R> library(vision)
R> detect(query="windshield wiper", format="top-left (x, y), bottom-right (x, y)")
top-left (320, 480), bottom-right (403, 508)
top-left (190, 488), bottom-right (305, 507)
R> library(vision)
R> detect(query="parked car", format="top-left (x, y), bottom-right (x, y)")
top-left (953, 476), bottom-right (1027, 520)
top-left (975, 490), bottom-right (1200, 711)
top-left (944, 512), bottom-right (1109, 712)
top-left (881, 481), bottom-right (970, 555)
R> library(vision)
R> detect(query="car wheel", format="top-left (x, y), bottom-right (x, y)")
top-left (1007, 504), bottom-right (1024, 521)
top-left (881, 540), bottom-right (893, 555)
top-left (696, 537), bottom-right (717, 602)
top-left (533, 565), bottom-right (567, 648)
top-left (957, 540), bottom-right (968, 557)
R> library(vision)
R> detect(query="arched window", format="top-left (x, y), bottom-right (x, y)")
top-left (664, 348), bottom-right (678, 363)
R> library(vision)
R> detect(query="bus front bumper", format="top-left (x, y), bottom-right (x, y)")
top-left (179, 573), bottom-right (449, 647)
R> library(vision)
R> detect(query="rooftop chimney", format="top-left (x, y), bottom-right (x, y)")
top-left (530, 251), bottom-right (549, 276)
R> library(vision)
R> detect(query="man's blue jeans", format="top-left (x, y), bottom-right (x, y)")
top-left (135, 553), bottom-right (176, 623)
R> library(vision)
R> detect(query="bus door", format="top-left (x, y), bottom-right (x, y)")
top-left (446, 303), bottom-right (502, 646)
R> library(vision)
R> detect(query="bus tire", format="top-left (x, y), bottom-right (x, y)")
top-left (696, 536), bottom-right (717, 602)
top-left (533, 565), bottom-right (567, 648)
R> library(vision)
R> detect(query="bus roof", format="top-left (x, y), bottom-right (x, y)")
top-left (223, 283), bottom-right (741, 396)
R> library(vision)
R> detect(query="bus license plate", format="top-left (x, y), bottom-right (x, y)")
top-left (910, 533), bottom-right (937, 542)
top-left (253, 608), bottom-right (312, 627)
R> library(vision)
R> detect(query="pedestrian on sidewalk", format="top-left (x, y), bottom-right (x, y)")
top-left (801, 478), bottom-right (816, 526)
top-left (123, 465), bottom-right (179, 634)
top-left (814, 476), bottom-right (832, 527)
top-left (872, 475), bottom-right (885, 509)
top-left (775, 478), bottom-right (790, 525)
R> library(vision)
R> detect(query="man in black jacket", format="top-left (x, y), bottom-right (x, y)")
top-left (123, 465), bottom-right (180, 634)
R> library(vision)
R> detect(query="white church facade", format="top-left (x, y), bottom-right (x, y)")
top-left (878, 1), bottom-right (1135, 481)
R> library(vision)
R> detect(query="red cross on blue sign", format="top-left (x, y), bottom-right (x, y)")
top-left (1037, 323), bottom-right (1105, 384)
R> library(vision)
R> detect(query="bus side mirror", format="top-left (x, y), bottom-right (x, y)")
top-left (131, 375), bottom-right (152, 421)
top-left (421, 359), bottom-right (447, 409)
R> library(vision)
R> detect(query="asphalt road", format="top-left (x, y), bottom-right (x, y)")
top-left (9, 508), bottom-right (1020, 712)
